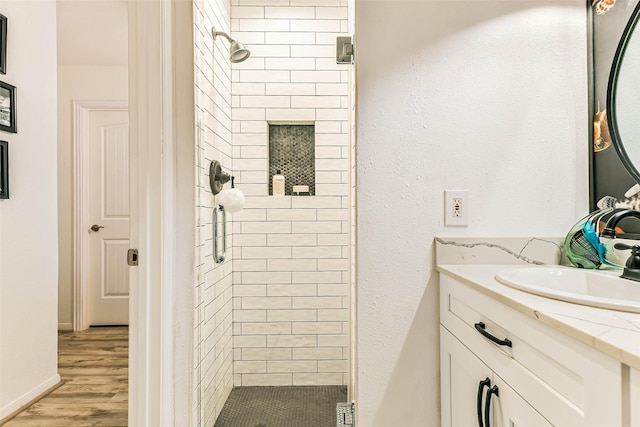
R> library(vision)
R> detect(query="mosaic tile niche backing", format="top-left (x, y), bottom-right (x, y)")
top-left (269, 124), bottom-right (315, 196)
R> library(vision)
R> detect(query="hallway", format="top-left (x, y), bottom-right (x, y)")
top-left (1, 327), bottom-right (128, 426)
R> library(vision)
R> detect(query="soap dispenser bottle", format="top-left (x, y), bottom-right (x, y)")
top-left (273, 170), bottom-right (285, 196)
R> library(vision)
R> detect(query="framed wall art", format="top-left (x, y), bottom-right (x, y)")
top-left (0, 14), bottom-right (6, 75)
top-left (0, 81), bottom-right (16, 133)
top-left (0, 140), bottom-right (8, 199)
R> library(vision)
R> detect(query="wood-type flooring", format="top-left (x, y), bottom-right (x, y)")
top-left (1, 327), bottom-right (128, 427)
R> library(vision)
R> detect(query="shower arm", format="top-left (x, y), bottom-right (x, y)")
top-left (212, 29), bottom-right (235, 43)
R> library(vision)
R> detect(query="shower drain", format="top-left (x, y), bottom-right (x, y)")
top-left (336, 402), bottom-right (354, 427)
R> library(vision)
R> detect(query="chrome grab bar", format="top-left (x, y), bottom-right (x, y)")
top-left (213, 205), bottom-right (226, 263)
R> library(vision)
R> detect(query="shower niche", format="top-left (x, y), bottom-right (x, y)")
top-left (268, 123), bottom-right (315, 196)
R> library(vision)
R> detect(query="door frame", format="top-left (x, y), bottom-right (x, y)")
top-left (72, 100), bottom-right (129, 332)
top-left (128, 0), bottom-right (195, 425)
top-left (71, 1), bottom-right (195, 424)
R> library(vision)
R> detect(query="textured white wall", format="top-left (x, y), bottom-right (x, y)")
top-left (356, 1), bottom-right (589, 425)
top-left (0, 0), bottom-right (60, 417)
top-left (56, 65), bottom-right (128, 329)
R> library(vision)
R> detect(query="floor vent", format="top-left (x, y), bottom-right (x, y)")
top-left (336, 402), bottom-right (354, 427)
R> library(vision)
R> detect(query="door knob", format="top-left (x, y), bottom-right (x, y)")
top-left (90, 224), bottom-right (104, 232)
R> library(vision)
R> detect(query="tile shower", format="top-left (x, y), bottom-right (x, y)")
top-left (193, 0), bottom-right (354, 425)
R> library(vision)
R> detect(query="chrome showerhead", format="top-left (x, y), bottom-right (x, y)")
top-left (228, 39), bottom-right (250, 63)
top-left (212, 28), bottom-right (251, 63)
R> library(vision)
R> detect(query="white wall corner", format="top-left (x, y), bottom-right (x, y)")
top-left (0, 375), bottom-right (61, 421)
top-left (128, 0), bottom-right (196, 425)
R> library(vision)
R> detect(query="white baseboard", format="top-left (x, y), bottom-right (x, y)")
top-left (58, 323), bottom-right (73, 331)
top-left (0, 374), bottom-right (61, 420)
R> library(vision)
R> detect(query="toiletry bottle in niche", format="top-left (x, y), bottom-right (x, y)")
top-left (273, 170), bottom-right (285, 196)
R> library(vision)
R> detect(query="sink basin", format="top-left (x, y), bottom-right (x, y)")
top-left (495, 266), bottom-right (640, 313)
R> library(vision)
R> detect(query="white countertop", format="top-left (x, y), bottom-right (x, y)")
top-left (437, 264), bottom-right (640, 370)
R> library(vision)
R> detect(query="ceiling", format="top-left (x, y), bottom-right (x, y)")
top-left (56, 0), bottom-right (128, 67)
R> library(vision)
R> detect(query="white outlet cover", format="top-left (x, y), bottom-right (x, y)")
top-left (445, 190), bottom-right (468, 226)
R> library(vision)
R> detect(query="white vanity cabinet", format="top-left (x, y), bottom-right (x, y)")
top-left (440, 274), bottom-right (623, 427)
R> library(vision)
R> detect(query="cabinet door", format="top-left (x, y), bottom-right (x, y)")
top-left (631, 368), bottom-right (640, 427)
top-left (442, 326), bottom-right (553, 427)
top-left (491, 375), bottom-right (553, 427)
top-left (441, 326), bottom-right (492, 427)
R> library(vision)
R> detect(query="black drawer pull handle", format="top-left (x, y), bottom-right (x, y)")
top-left (474, 322), bottom-right (512, 348)
top-left (484, 385), bottom-right (499, 427)
top-left (477, 377), bottom-right (490, 427)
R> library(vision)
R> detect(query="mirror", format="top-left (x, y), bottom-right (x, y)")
top-left (590, 0), bottom-right (640, 210)
top-left (608, 1), bottom-right (640, 183)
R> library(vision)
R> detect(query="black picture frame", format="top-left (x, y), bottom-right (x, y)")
top-left (0, 140), bottom-right (8, 199)
top-left (0, 81), bottom-right (16, 133)
top-left (0, 14), bottom-right (6, 75)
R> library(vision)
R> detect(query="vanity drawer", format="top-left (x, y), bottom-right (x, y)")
top-left (440, 274), bottom-right (622, 427)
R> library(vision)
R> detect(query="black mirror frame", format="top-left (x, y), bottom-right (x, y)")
top-left (607, 0), bottom-right (640, 184)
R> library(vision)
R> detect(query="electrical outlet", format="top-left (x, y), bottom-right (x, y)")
top-left (445, 190), bottom-right (468, 226)
top-left (452, 198), bottom-right (463, 217)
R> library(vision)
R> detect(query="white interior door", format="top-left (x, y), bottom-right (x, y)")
top-left (87, 109), bottom-right (130, 326)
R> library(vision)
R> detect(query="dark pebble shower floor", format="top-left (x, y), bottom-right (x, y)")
top-left (213, 385), bottom-right (348, 427)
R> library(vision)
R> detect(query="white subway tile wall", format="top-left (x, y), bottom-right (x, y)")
top-left (231, 0), bottom-right (350, 387)
top-left (194, 0), bottom-right (235, 425)
top-left (194, 2), bottom-right (352, 420)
